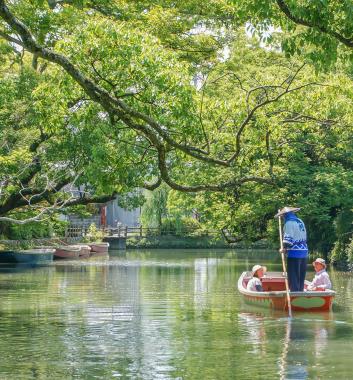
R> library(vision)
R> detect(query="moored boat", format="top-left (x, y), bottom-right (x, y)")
top-left (54, 245), bottom-right (81, 259)
top-left (89, 242), bottom-right (109, 254)
top-left (75, 244), bottom-right (91, 258)
top-left (0, 250), bottom-right (17, 263)
top-left (0, 249), bottom-right (55, 264)
top-left (238, 271), bottom-right (335, 312)
top-left (13, 249), bottom-right (55, 265)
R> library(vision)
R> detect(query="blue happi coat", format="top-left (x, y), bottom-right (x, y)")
top-left (283, 212), bottom-right (308, 258)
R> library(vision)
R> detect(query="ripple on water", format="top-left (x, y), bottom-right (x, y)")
top-left (0, 252), bottom-right (351, 379)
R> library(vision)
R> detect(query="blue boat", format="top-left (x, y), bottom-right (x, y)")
top-left (0, 249), bottom-right (55, 265)
top-left (0, 250), bottom-right (17, 263)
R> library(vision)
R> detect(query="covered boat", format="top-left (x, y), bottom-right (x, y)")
top-left (0, 250), bottom-right (17, 263)
top-left (71, 244), bottom-right (92, 258)
top-left (89, 242), bottom-right (109, 254)
top-left (13, 248), bottom-right (55, 265)
top-left (0, 249), bottom-right (55, 264)
top-left (54, 245), bottom-right (81, 259)
top-left (238, 271), bottom-right (335, 312)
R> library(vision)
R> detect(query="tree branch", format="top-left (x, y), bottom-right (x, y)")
top-left (276, 0), bottom-right (353, 48)
top-left (0, 175), bottom-right (73, 215)
top-left (266, 130), bottom-right (274, 177)
top-left (0, 29), bottom-right (23, 46)
top-left (226, 64), bottom-right (310, 164)
top-left (155, 140), bottom-right (273, 192)
top-left (62, 193), bottom-right (116, 207)
top-left (144, 177), bottom-right (162, 191)
top-left (0, 1), bottom-right (310, 196)
top-left (0, 1), bottom-right (234, 168)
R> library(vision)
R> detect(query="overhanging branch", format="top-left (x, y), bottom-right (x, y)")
top-left (276, 0), bottom-right (353, 48)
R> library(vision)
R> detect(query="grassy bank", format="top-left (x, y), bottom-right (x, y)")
top-left (127, 235), bottom-right (271, 249)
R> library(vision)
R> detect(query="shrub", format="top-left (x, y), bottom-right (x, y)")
top-left (9, 222), bottom-right (52, 240)
top-left (160, 216), bottom-right (202, 236)
top-left (330, 239), bottom-right (348, 265)
top-left (346, 238), bottom-right (353, 263)
top-left (83, 223), bottom-right (104, 242)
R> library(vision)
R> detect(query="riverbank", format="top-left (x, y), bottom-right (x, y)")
top-left (0, 237), bottom-right (72, 251)
top-left (0, 236), bottom-right (272, 251)
top-left (1, 236), bottom-right (338, 265)
top-left (126, 235), bottom-right (271, 250)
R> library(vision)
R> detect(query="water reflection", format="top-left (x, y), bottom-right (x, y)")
top-left (238, 309), bottom-right (336, 380)
top-left (0, 262), bottom-right (47, 273)
top-left (0, 250), bottom-right (352, 379)
top-left (238, 312), bottom-right (268, 356)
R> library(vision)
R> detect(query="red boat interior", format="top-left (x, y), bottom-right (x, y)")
top-left (261, 276), bottom-right (288, 291)
top-left (243, 273), bottom-right (314, 292)
top-left (243, 274), bottom-right (287, 291)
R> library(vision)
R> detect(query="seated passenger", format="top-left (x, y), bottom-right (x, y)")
top-left (307, 258), bottom-right (332, 291)
top-left (247, 265), bottom-right (266, 292)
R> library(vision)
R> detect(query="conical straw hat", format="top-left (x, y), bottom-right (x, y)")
top-left (274, 206), bottom-right (301, 218)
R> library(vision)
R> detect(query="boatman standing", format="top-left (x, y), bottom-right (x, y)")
top-left (275, 207), bottom-right (308, 292)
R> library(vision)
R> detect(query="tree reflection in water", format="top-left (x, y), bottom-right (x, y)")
top-left (238, 309), bottom-right (335, 380)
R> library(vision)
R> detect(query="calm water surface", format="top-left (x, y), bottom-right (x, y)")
top-left (0, 249), bottom-right (352, 379)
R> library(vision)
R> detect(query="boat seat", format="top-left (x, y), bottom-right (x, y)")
top-left (242, 275), bottom-right (287, 291)
top-left (261, 276), bottom-right (286, 291)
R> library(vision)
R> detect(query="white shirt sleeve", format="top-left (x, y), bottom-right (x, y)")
top-left (308, 271), bottom-right (332, 290)
top-left (247, 278), bottom-right (262, 291)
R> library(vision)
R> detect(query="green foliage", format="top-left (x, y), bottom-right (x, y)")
top-left (330, 209), bottom-right (353, 264)
top-left (141, 185), bottom-right (169, 228)
top-left (50, 218), bottom-right (69, 238)
top-left (83, 223), bottom-right (104, 243)
top-left (0, 0), bottom-right (352, 265)
top-left (160, 217), bottom-right (180, 235)
top-left (0, 214), bottom-right (67, 240)
top-left (65, 205), bottom-right (97, 219)
top-left (127, 235), bottom-right (228, 249)
top-left (8, 222), bottom-right (51, 240)
top-left (234, 0), bottom-right (353, 72)
top-left (117, 192), bottom-right (145, 211)
top-left (331, 239), bottom-right (348, 265)
top-left (160, 216), bottom-right (202, 236)
top-left (346, 238), bottom-right (353, 264)
top-left (165, 35), bottom-right (353, 256)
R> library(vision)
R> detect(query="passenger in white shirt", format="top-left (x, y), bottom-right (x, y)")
top-left (307, 258), bottom-right (332, 291)
top-left (247, 265), bottom-right (266, 292)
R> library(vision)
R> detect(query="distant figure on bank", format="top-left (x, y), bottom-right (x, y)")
top-left (276, 207), bottom-right (308, 292)
top-left (307, 258), bottom-right (332, 291)
top-left (247, 265), bottom-right (266, 292)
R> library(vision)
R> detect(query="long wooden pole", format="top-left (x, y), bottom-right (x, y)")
top-left (279, 212), bottom-right (292, 318)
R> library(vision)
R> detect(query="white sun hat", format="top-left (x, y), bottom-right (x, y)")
top-left (251, 264), bottom-right (266, 276)
top-left (313, 258), bottom-right (326, 267)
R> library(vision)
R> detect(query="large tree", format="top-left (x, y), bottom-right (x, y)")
top-left (166, 38), bottom-right (353, 250)
top-left (0, 0), bottom-right (351, 232)
top-left (235, 0), bottom-right (353, 68)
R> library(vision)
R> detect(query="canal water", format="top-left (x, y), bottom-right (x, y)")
top-left (0, 249), bottom-right (351, 379)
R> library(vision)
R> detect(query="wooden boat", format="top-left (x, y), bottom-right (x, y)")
top-left (89, 242), bottom-right (109, 254)
top-left (13, 249), bottom-right (55, 265)
top-left (54, 245), bottom-right (81, 259)
top-left (238, 271), bottom-right (335, 312)
top-left (75, 244), bottom-right (91, 258)
top-left (0, 250), bottom-right (17, 263)
top-left (0, 249), bottom-right (54, 264)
